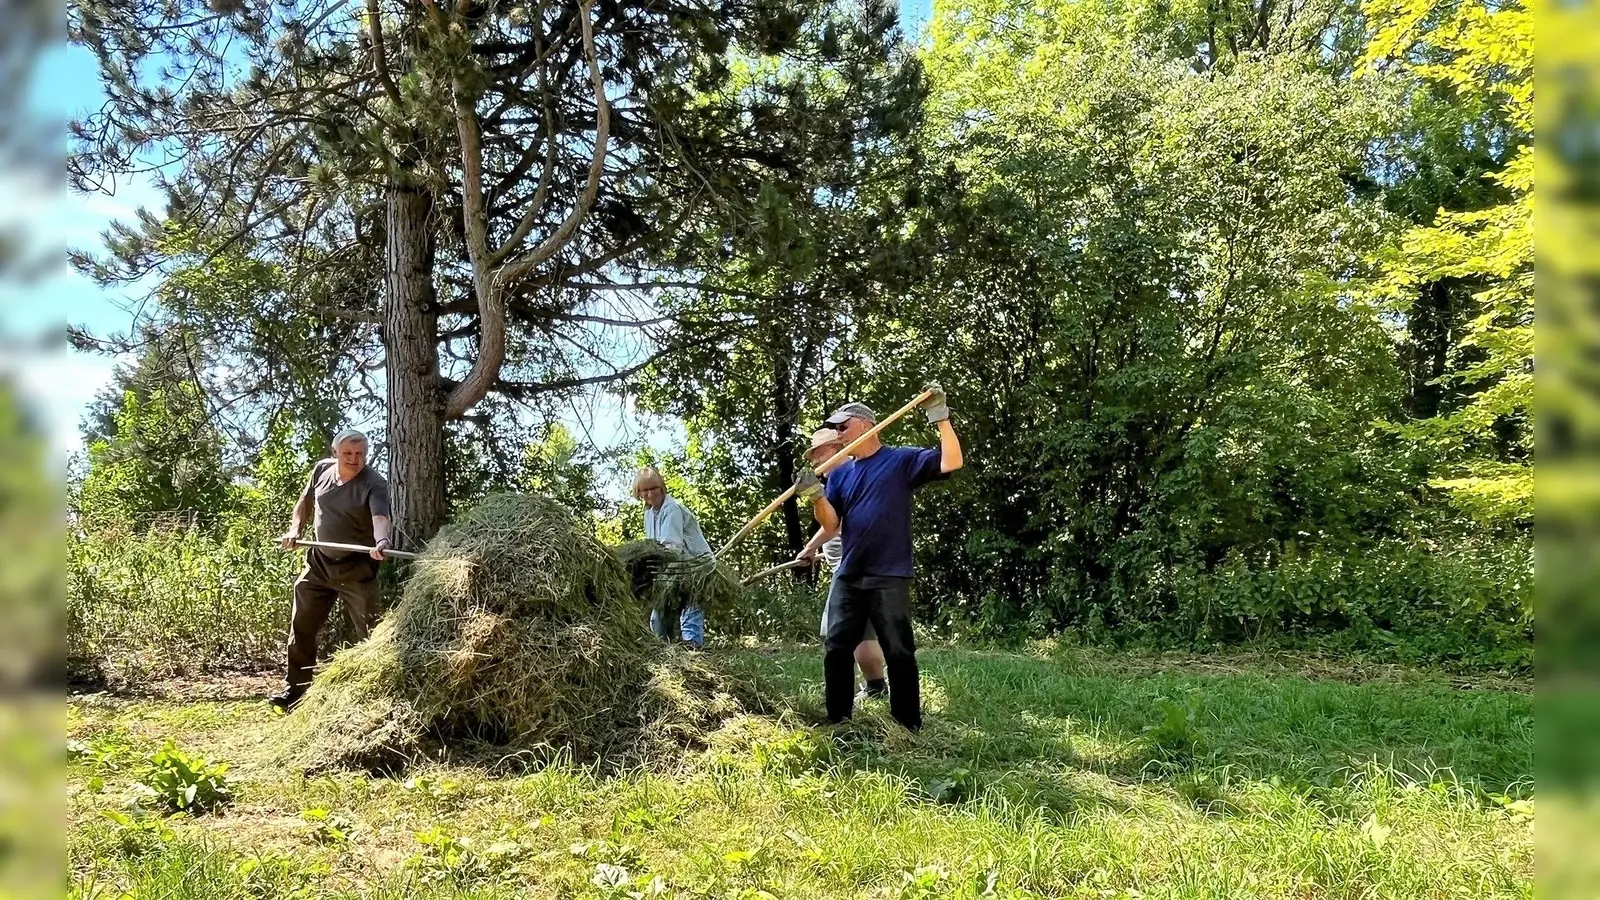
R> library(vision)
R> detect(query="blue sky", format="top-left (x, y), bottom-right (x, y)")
top-left (5, 0), bottom-right (933, 463)
top-left (4, 41), bottom-right (161, 461)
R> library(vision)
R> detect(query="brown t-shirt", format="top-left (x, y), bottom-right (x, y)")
top-left (303, 459), bottom-right (392, 559)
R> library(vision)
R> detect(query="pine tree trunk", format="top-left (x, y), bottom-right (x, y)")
top-left (383, 181), bottom-right (448, 546)
top-left (773, 353), bottom-right (805, 562)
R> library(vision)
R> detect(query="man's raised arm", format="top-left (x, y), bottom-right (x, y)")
top-left (795, 471), bottom-right (839, 533)
top-left (937, 420), bottom-right (963, 473)
top-left (920, 383), bottom-right (964, 473)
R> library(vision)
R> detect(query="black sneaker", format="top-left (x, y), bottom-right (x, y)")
top-left (268, 687), bottom-right (306, 712)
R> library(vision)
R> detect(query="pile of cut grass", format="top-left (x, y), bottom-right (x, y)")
top-left (277, 494), bottom-right (760, 774)
top-left (615, 539), bottom-right (745, 629)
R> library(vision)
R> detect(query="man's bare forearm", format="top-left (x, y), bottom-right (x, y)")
top-left (288, 496), bottom-right (312, 536)
top-left (938, 419), bottom-right (964, 473)
top-left (803, 524), bottom-right (840, 555)
top-left (811, 496), bottom-right (839, 533)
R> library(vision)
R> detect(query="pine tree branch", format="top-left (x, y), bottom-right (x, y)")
top-left (445, 0), bottom-right (611, 419)
top-left (487, 57), bottom-right (559, 264)
top-left (364, 0), bottom-right (405, 106)
top-left (491, 351), bottom-right (667, 397)
top-left (492, 0), bottom-right (611, 284)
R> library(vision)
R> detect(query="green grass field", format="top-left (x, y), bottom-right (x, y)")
top-left (68, 645), bottom-right (1532, 899)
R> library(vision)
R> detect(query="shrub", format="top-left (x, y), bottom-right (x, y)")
top-left (68, 523), bottom-right (299, 682)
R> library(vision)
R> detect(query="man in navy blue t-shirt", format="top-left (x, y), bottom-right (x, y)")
top-left (793, 384), bottom-right (964, 731)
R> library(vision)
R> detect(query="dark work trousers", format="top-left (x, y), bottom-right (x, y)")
top-left (823, 575), bottom-right (920, 730)
top-left (284, 549), bottom-right (380, 689)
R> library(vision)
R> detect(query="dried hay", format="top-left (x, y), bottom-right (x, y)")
top-left (276, 493), bottom-right (762, 774)
top-left (614, 539), bottom-right (745, 624)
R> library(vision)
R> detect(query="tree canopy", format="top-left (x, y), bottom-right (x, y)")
top-left (68, 0), bottom-right (1534, 666)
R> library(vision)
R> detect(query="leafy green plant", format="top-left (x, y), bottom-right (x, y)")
top-left (134, 741), bottom-right (232, 815)
top-left (402, 774), bottom-right (464, 805)
top-left (1175, 765), bottom-right (1243, 816)
top-left (101, 809), bottom-right (180, 858)
top-left (617, 801), bottom-right (686, 835)
top-left (721, 845), bottom-right (773, 873)
top-left (1142, 699), bottom-right (1207, 765)
top-left (408, 824), bottom-right (531, 886)
top-left (70, 731), bottom-right (140, 793)
top-left (233, 851), bottom-right (328, 900)
top-left (589, 864), bottom-right (670, 899)
top-left (570, 838), bottom-right (645, 871)
top-left (897, 865), bottom-right (951, 899)
top-left (408, 826), bottom-right (478, 885)
top-left (922, 766), bottom-right (980, 805)
top-left (749, 730), bottom-right (829, 776)
top-left (299, 807), bottom-right (357, 845)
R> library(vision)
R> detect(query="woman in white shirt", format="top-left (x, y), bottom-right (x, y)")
top-left (632, 466), bottom-right (711, 647)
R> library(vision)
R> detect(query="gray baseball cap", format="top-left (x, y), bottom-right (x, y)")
top-left (823, 402), bottom-right (878, 427)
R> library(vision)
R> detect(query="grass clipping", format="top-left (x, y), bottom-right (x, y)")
top-left (277, 493), bottom-right (755, 774)
top-left (615, 539), bottom-right (744, 625)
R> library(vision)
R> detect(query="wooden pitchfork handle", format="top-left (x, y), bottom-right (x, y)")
top-left (740, 558), bottom-right (812, 585)
top-left (715, 387), bottom-right (937, 559)
top-left (289, 539), bottom-right (420, 560)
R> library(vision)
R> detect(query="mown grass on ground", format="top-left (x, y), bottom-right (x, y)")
top-left (68, 646), bottom-right (1533, 900)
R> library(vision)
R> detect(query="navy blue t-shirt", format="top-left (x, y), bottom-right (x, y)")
top-left (825, 445), bottom-right (948, 579)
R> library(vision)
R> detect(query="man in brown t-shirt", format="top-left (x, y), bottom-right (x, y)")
top-left (270, 429), bottom-right (393, 710)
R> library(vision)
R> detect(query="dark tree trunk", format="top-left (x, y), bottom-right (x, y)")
top-left (773, 351), bottom-right (805, 563)
top-left (1405, 279), bottom-right (1456, 419)
top-left (383, 181), bottom-right (448, 546)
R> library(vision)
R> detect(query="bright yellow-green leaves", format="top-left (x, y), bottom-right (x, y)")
top-left (1364, 0), bottom-right (1533, 524)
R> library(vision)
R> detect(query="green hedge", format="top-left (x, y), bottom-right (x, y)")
top-left (68, 524), bottom-right (302, 684)
top-left (69, 523), bottom-right (1530, 682)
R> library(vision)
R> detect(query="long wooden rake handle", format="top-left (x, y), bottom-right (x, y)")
top-left (715, 387), bottom-right (937, 560)
top-left (289, 539), bottom-right (420, 560)
top-left (740, 558), bottom-right (811, 585)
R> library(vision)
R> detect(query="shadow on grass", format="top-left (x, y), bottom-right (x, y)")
top-left (69, 642), bottom-right (1533, 819)
top-left (724, 644), bottom-right (1534, 809)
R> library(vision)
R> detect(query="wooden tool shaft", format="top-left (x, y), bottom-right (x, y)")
top-left (810, 387), bottom-right (938, 478)
top-left (716, 487), bottom-right (800, 560)
top-left (715, 387), bottom-right (936, 559)
top-left (293, 539), bottom-right (419, 560)
top-left (740, 558), bottom-right (811, 585)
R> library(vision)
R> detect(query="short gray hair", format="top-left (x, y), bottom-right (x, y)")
top-left (331, 428), bottom-right (368, 450)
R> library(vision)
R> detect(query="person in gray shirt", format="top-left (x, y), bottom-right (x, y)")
top-left (271, 429), bottom-right (393, 710)
top-left (633, 466), bottom-right (711, 648)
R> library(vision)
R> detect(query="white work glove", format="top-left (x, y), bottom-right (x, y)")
top-left (920, 382), bottom-right (950, 424)
top-left (794, 470), bottom-right (824, 503)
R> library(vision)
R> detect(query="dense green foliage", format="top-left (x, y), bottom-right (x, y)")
top-left (67, 0), bottom-right (1533, 673)
top-left (67, 525), bottom-right (302, 683)
top-left (623, 0), bottom-right (1532, 667)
